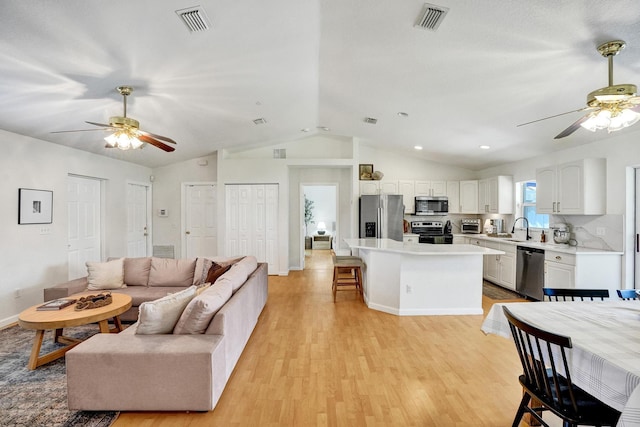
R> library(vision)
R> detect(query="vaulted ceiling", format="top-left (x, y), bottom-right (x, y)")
top-left (1, 1), bottom-right (639, 169)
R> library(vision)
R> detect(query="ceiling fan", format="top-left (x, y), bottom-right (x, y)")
top-left (52, 86), bottom-right (176, 152)
top-left (518, 40), bottom-right (640, 139)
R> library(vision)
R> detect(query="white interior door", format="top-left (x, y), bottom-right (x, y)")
top-left (68, 175), bottom-right (101, 280)
top-left (225, 184), bottom-right (278, 274)
top-left (185, 184), bottom-right (217, 258)
top-left (126, 183), bottom-right (150, 257)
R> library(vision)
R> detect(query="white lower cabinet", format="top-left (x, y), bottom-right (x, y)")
top-left (482, 241), bottom-right (516, 290)
top-left (544, 251), bottom-right (575, 289)
top-left (403, 233), bottom-right (419, 244)
top-left (544, 250), bottom-right (621, 297)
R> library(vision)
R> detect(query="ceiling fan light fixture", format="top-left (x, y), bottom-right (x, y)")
top-left (104, 130), bottom-right (144, 150)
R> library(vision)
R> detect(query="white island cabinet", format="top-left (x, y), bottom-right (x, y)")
top-left (344, 238), bottom-right (503, 316)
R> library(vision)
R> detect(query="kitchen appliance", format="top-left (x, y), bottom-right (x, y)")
top-left (551, 223), bottom-right (570, 244)
top-left (414, 196), bottom-right (448, 216)
top-left (411, 221), bottom-right (453, 244)
top-left (359, 194), bottom-right (404, 242)
top-left (516, 246), bottom-right (545, 300)
top-left (461, 218), bottom-right (481, 234)
top-left (491, 219), bottom-right (504, 234)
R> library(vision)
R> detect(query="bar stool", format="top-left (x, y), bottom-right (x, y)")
top-left (331, 250), bottom-right (364, 302)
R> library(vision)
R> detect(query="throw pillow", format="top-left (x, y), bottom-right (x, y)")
top-left (148, 257), bottom-right (197, 287)
top-left (135, 286), bottom-right (197, 335)
top-left (123, 257), bottom-right (151, 286)
top-left (205, 263), bottom-right (232, 284)
top-left (173, 281), bottom-right (233, 334)
top-left (86, 258), bottom-right (126, 290)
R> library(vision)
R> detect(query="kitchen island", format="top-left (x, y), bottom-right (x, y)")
top-left (344, 238), bottom-right (503, 316)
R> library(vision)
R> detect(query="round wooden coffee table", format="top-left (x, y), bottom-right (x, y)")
top-left (18, 292), bottom-right (132, 370)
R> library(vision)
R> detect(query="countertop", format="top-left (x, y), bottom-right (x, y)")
top-left (344, 238), bottom-right (504, 256)
top-left (454, 234), bottom-right (623, 255)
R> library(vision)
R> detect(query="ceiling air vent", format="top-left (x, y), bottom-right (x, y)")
top-left (273, 149), bottom-right (286, 159)
top-left (364, 117), bottom-right (378, 124)
top-left (253, 117), bottom-right (267, 125)
top-left (414, 3), bottom-right (449, 31)
top-left (176, 6), bottom-right (211, 32)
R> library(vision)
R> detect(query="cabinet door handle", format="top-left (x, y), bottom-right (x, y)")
top-left (636, 234), bottom-right (639, 253)
top-left (552, 202), bottom-right (556, 212)
top-left (557, 202), bottom-right (560, 212)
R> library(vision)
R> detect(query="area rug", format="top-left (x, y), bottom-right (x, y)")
top-left (0, 324), bottom-right (119, 427)
top-left (482, 280), bottom-right (521, 300)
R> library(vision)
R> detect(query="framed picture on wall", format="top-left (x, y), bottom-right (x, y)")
top-left (359, 164), bottom-right (374, 180)
top-left (18, 188), bottom-right (53, 224)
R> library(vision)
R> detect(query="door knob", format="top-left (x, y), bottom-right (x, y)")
top-left (185, 231), bottom-right (191, 235)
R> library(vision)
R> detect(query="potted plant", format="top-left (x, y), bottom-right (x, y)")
top-left (304, 196), bottom-right (315, 249)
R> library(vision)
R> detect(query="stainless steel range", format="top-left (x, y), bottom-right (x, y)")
top-left (411, 221), bottom-right (453, 244)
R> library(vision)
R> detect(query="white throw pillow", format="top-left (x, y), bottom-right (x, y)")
top-left (86, 258), bottom-right (126, 290)
top-left (135, 286), bottom-right (197, 335)
top-left (173, 281), bottom-right (232, 334)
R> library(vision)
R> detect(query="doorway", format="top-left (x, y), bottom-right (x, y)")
top-left (182, 183), bottom-right (218, 258)
top-left (301, 184), bottom-right (338, 269)
top-left (67, 174), bottom-right (102, 280)
top-left (126, 182), bottom-right (151, 257)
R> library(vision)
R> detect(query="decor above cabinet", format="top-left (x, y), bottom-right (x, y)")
top-left (536, 158), bottom-right (605, 215)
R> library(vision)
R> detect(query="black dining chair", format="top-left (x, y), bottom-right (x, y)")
top-left (616, 289), bottom-right (638, 300)
top-left (542, 288), bottom-right (609, 301)
top-left (502, 306), bottom-right (621, 427)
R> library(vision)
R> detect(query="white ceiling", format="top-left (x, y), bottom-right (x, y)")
top-left (1, 1), bottom-right (639, 170)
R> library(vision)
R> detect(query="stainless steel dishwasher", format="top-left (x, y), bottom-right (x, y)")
top-left (516, 246), bottom-right (545, 300)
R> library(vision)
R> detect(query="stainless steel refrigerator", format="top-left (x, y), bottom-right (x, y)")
top-left (359, 194), bottom-right (404, 242)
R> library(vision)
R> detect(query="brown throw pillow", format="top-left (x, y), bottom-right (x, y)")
top-left (205, 263), bottom-right (232, 284)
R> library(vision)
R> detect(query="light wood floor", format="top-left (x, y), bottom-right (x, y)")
top-left (114, 250), bottom-right (528, 426)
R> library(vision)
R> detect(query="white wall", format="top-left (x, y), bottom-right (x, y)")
top-left (0, 129), bottom-right (151, 327)
top-left (151, 154), bottom-right (218, 257)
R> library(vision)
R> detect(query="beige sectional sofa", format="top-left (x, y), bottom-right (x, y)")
top-left (54, 256), bottom-right (267, 412)
top-left (44, 256), bottom-right (226, 322)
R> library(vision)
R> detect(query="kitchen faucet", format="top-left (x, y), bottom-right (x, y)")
top-left (511, 217), bottom-right (531, 240)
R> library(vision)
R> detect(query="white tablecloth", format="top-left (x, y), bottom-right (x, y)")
top-left (482, 301), bottom-right (640, 427)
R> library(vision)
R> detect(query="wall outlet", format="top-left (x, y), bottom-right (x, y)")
top-left (406, 285), bottom-right (412, 294)
top-left (39, 226), bottom-right (51, 235)
top-left (14, 288), bottom-right (22, 298)
top-left (596, 227), bottom-right (606, 236)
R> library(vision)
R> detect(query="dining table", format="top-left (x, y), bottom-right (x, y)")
top-left (482, 300), bottom-right (640, 427)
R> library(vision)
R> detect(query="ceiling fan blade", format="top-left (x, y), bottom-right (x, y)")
top-left (517, 107), bottom-right (591, 127)
top-left (51, 128), bottom-right (111, 134)
top-left (554, 114), bottom-right (592, 139)
top-left (139, 129), bottom-right (177, 144)
top-left (138, 134), bottom-right (175, 152)
top-left (85, 121), bottom-right (114, 128)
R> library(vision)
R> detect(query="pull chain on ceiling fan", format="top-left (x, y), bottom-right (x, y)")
top-left (52, 86), bottom-right (177, 152)
top-left (518, 40), bottom-right (640, 139)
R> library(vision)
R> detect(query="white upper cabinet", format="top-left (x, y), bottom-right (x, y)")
top-left (415, 180), bottom-right (446, 196)
top-left (398, 180), bottom-right (416, 214)
top-left (380, 181), bottom-right (399, 194)
top-left (359, 181), bottom-right (380, 195)
top-left (446, 181), bottom-right (460, 214)
top-left (459, 180), bottom-right (479, 213)
top-left (536, 159), bottom-right (606, 215)
top-left (478, 176), bottom-right (513, 214)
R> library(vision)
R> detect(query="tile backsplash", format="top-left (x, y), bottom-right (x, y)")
top-left (551, 214), bottom-right (623, 252)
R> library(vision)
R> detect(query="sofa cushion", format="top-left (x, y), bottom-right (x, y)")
top-left (231, 256), bottom-right (258, 279)
top-left (173, 281), bottom-right (233, 334)
top-left (205, 263), bottom-right (232, 284)
top-left (148, 258), bottom-right (196, 287)
top-left (115, 286), bottom-right (190, 307)
top-left (124, 257), bottom-right (151, 286)
top-left (216, 264), bottom-right (250, 293)
top-left (193, 256), bottom-right (245, 286)
top-left (136, 286), bottom-right (197, 335)
top-left (86, 258), bottom-right (126, 290)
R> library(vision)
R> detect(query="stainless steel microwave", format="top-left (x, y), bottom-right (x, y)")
top-left (414, 196), bottom-right (448, 216)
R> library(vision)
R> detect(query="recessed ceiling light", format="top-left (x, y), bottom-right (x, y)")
top-left (317, 126), bottom-right (330, 131)
top-left (253, 118), bottom-right (267, 125)
top-left (414, 145), bottom-right (423, 150)
top-left (301, 128), bottom-right (311, 132)
top-left (479, 145), bottom-right (491, 150)
top-left (398, 112), bottom-right (409, 118)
